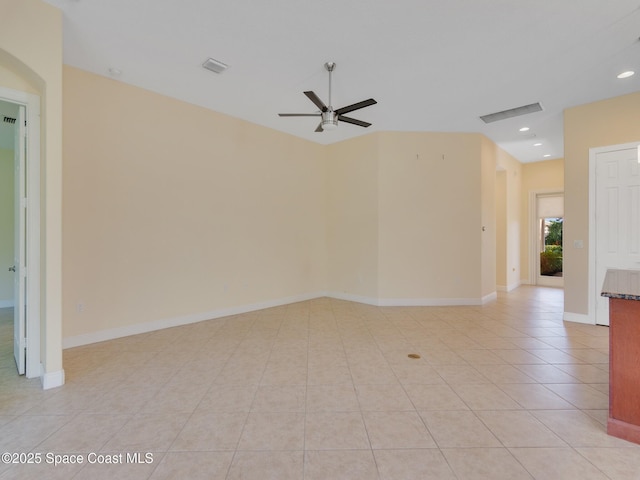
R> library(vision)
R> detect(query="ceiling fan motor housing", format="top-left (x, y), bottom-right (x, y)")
top-left (321, 111), bottom-right (338, 130)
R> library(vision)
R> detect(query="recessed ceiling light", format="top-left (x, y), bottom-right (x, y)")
top-left (108, 67), bottom-right (122, 76)
top-left (617, 70), bottom-right (635, 79)
top-left (519, 127), bottom-right (530, 132)
top-left (533, 142), bottom-right (542, 146)
top-left (543, 154), bottom-right (551, 158)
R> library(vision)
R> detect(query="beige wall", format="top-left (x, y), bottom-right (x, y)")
top-left (480, 137), bottom-right (497, 298)
top-left (63, 75), bottom-right (503, 345)
top-left (62, 67), bottom-right (506, 343)
top-left (0, 0), bottom-right (63, 381)
top-left (496, 170), bottom-right (507, 287)
top-left (326, 131), bottom-right (499, 305)
top-left (495, 147), bottom-right (522, 291)
top-left (564, 91), bottom-right (640, 318)
top-left (376, 132), bottom-right (488, 302)
top-left (520, 158), bottom-right (563, 283)
top-left (0, 64), bottom-right (40, 94)
top-left (326, 135), bottom-right (379, 300)
top-left (63, 66), bottom-right (327, 339)
top-left (0, 148), bottom-right (13, 305)
top-left (522, 159), bottom-right (564, 190)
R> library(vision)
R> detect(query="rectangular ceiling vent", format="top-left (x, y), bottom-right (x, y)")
top-left (3, 116), bottom-right (16, 124)
top-left (202, 58), bottom-right (229, 74)
top-left (479, 102), bottom-right (543, 124)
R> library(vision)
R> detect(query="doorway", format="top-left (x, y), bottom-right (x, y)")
top-left (530, 192), bottom-right (564, 288)
top-left (590, 143), bottom-right (640, 326)
top-left (0, 89), bottom-right (41, 378)
top-left (0, 100), bottom-right (17, 310)
top-left (0, 99), bottom-right (20, 372)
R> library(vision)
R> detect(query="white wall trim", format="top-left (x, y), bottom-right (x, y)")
top-left (327, 293), bottom-right (492, 307)
top-left (482, 291), bottom-right (498, 304)
top-left (326, 291), bottom-right (380, 306)
top-left (377, 296), bottom-right (489, 307)
top-left (63, 291), bottom-right (327, 349)
top-left (497, 280), bottom-right (521, 293)
top-left (588, 142), bottom-right (640, 327)
top-left (40, 366), bottom-right (65, 390)
top-left (563, 311), bottom-right (593, 325)
top-left (0, 86), bottom-right (41, 380)
top-left (0, 300), bottom-right (14, 308)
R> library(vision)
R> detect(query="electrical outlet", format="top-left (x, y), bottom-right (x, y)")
top-left (76, 302), bottom-right (85, 313)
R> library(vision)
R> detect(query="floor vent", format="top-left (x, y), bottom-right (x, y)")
top-left (479, 102), bottom-right (543, 124)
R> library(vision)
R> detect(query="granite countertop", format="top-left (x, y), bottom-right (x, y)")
top-left (601, 269), bottom-right (640, 300)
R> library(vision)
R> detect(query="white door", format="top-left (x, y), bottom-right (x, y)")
top-left (595, 147), bottom-right (640, 326)
top-left (13, 105), bottom-right (26, 375)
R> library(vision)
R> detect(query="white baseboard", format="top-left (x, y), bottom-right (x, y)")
top-left (63, 289), bottom-right (513, 349)
top-left (62, 291), bottom-right (327, 349)
top-left (497, 281), bottom-right (522, 293)
top-left (40, 367), bottom-right (65, 390)
top-left (0, 299), bottom-right (14, 308)
top-left (327, 292), bottom-right (492, 307)
top-left (326, 291), bottom-right (380, 306)
top-left (482, 291), bottom-right (498, 304)
top-left (378, 297), bottom-right (487, 307)
top-left (563, 311), bottom-right (594, 325)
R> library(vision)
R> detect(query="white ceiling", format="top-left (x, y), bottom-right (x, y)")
top-left (40, 0), bottom-right (640, 162)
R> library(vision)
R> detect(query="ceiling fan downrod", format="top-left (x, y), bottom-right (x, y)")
top-left (325, 62), bottom-right (335, 109)
top-left (322, 62), bottom-right (338, 130)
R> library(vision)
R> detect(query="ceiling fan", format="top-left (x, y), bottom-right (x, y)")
top-left (279, 62), bottom-right (377, 132)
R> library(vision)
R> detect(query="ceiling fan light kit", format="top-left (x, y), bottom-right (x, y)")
top-left (279, 62), bottom-right (376, 132)
top-left (321, 111), bottom-right (338, 131)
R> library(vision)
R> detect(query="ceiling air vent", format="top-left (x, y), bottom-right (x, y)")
top-left (202, 58), bottom-right (229, 74)
top-left (479, 102), bottom-right (543, 124)
top-left (3, 116), bottom-right (16, 124)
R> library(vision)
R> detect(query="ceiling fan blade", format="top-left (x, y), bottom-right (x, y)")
top-left (315, 122), bottom-right (324, 132)
top-left (278, 113), bottom-right (321, 117)
top-left (304, 91), bottom-right (328, 112)
top-left (334, 98), bottom-right (377, 116)
top-left (338, 115), bottom-right (372, 128)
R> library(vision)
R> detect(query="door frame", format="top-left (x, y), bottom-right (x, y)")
top-left (589, 141), bottom-right (640, 326)
top-left (528, 189), bottom-right (564, 286)
top-left (0, 87), bottom-right (41, 378)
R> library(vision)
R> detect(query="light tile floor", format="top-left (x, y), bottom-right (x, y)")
top-left (1, 286), bottom-right (640, 479)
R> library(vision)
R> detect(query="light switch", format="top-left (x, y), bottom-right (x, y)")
top-left (573, 240), bottom-right (584, 249)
